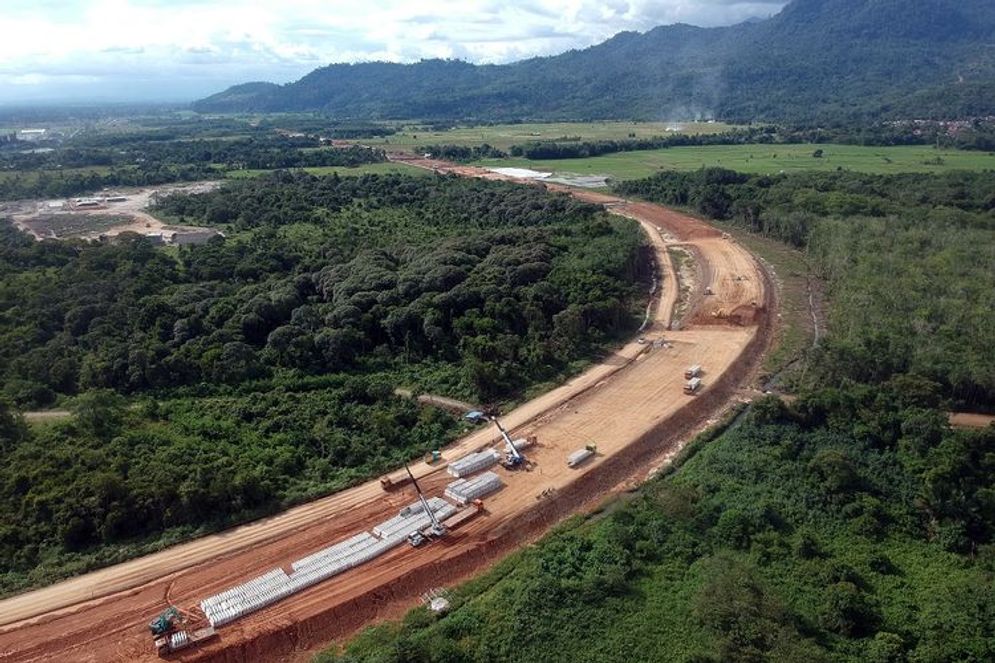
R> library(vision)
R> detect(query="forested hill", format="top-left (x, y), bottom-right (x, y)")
top-left (193, 0), bottom-right (995, 123)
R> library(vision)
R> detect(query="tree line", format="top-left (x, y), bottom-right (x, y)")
top-left (506, 123), bottom-right (995, 162)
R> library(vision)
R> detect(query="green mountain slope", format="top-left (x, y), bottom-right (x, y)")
top-left (194, 0), bottom-right (995, 122)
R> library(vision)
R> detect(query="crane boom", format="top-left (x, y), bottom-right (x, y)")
top-left (404, 464), bottom-right (445, 534)
top-left (493, 418), bottom-right (523, 461)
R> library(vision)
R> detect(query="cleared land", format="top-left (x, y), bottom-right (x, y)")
top-left (475, 143), bottom-right (995, 180)
top-left (0, 160), bottom-right (772, 663)
top-left (365, 121), bottom-right (735, 151)
top-left (2, 182), bottom-right (220, 241)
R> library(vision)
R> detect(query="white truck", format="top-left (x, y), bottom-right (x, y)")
top-left (684, 377), bottom-right (702, 395)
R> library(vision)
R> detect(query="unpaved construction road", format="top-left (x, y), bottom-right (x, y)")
top-left (0, 158), bottom-right (774, 663)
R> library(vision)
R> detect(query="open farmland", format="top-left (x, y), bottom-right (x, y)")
top-left (476, 143), bottom-right (995, 181)
top-left (365, 121), bottom-right (735, 151)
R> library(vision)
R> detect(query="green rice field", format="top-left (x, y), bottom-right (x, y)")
top-left (367, 120), bottom-right (735, 151)
top-left (474, 143), bottom-right (995, 181)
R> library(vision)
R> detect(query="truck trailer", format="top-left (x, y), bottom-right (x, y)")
top-left (154, 626), bottom-right (217, 657)
top-left (684, 377), bottom-right (702, 395)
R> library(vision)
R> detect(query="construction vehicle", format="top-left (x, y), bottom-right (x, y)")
top-left (425, 449), bottom-right (442, 464)
top-left (380, 472), bottom-right (414, 491)
top-left (684, 377), bottom-right (702, 395)
top-left (149, 606), bottom-right (218, 657)
top-left (493, 418), bottom-right (527, 469)
top-left (568, 443), bottom-right (597, 468)
top-left (149, 606), bottom-right (180, 636)
top-left (464, 410), bottom-right (487, 424)
top-left (684, 364), bottom-right (702, 379)
top-left (154, 626), bottom-right (218, 657)
top-left (404, 463), bottom-right (446, 547)
top-left (443, 498), bottom-right (485, 531)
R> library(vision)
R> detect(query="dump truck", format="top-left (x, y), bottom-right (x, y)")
top-left (684, 365), bottom-right (702, 379)
top-left (154, 626), bottom-right (218, 657)
top-left (380, 473), bottom-right (414, 491)
top-left (684, 377), bottom-right (702, 395)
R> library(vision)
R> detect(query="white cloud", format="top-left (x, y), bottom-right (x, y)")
top-left (0, 0), bottom-right (787, 103)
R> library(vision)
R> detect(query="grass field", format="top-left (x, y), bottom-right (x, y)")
top-left (0, 165), bottom-right (112, 187)
top-left (367, 121), bottom-right (736, 151)
top-left (474, 143), bottom-right (995, 180)
top-left (224, 162), bottom-right (429, 179)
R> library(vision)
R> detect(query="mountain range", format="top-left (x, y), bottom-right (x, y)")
top-left (194, 0), bottom-right (995, 123)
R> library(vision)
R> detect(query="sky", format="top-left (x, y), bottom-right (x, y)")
top-left (0, 0), bottom-right (788, 105)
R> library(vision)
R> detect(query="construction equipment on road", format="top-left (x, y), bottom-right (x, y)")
top-left (464, 410), bottom-right (487, 424)
top-left (425, 449), bottom-right (442, 464)
top-left (149, 606), bottom-right (180, 636)
top-left (493, 418), bottom-right (529, 469)
top-left (684, 364), bottom-right (702, 379)
top-left (684, 377), bottom-right (702, 395)
top-left (404, 463), bottom-right (447, 547)
top-left (154, 626), bottom-right (217, 657)
top-left (567, 444), bottom-right (597, 468)
top-left (380, 472), bottom-right (414, 491)
top-left (443, 498), bottom-right (485, 531)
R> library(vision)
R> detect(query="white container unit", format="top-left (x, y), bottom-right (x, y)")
top-left (447, 449), bottom-right (501, 478)
top-left (567, 448), bottom-right (594, 468)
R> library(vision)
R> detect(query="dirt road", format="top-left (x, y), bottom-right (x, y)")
top-left (0, 158), bottom-right (774, 663)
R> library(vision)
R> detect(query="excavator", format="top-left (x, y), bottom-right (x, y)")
top-left (149, 607), bottom-right (180, 637)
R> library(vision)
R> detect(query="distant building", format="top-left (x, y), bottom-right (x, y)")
top-left (169, 229), bottom-right (222, 245)
top-left (17, 129), bottom-right (47, 142)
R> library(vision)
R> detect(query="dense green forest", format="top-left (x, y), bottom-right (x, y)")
top-left (0, 173), bottom-right (644, 594)
top-left (616, 169), bottom-right (995, 409)
top-left (0, 131), bottom-right (385, 200)
top-left (316, 169), bottom-right (995, 663)
top-left (194, 0), bottom-right (995, 124)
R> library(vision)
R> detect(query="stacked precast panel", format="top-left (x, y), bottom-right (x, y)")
top-left (447, 449), bottom-right (501, 477)
top-left (290, 532), bottom-right (378, 572)
top-left (200, 568), bottom-right (294, 627)
top-left (444, 471), bottom-right (503, 505)
top-left (372, 498), bottom-right (458, 539)
top-left (197, 498), bottom-right (463, 630)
